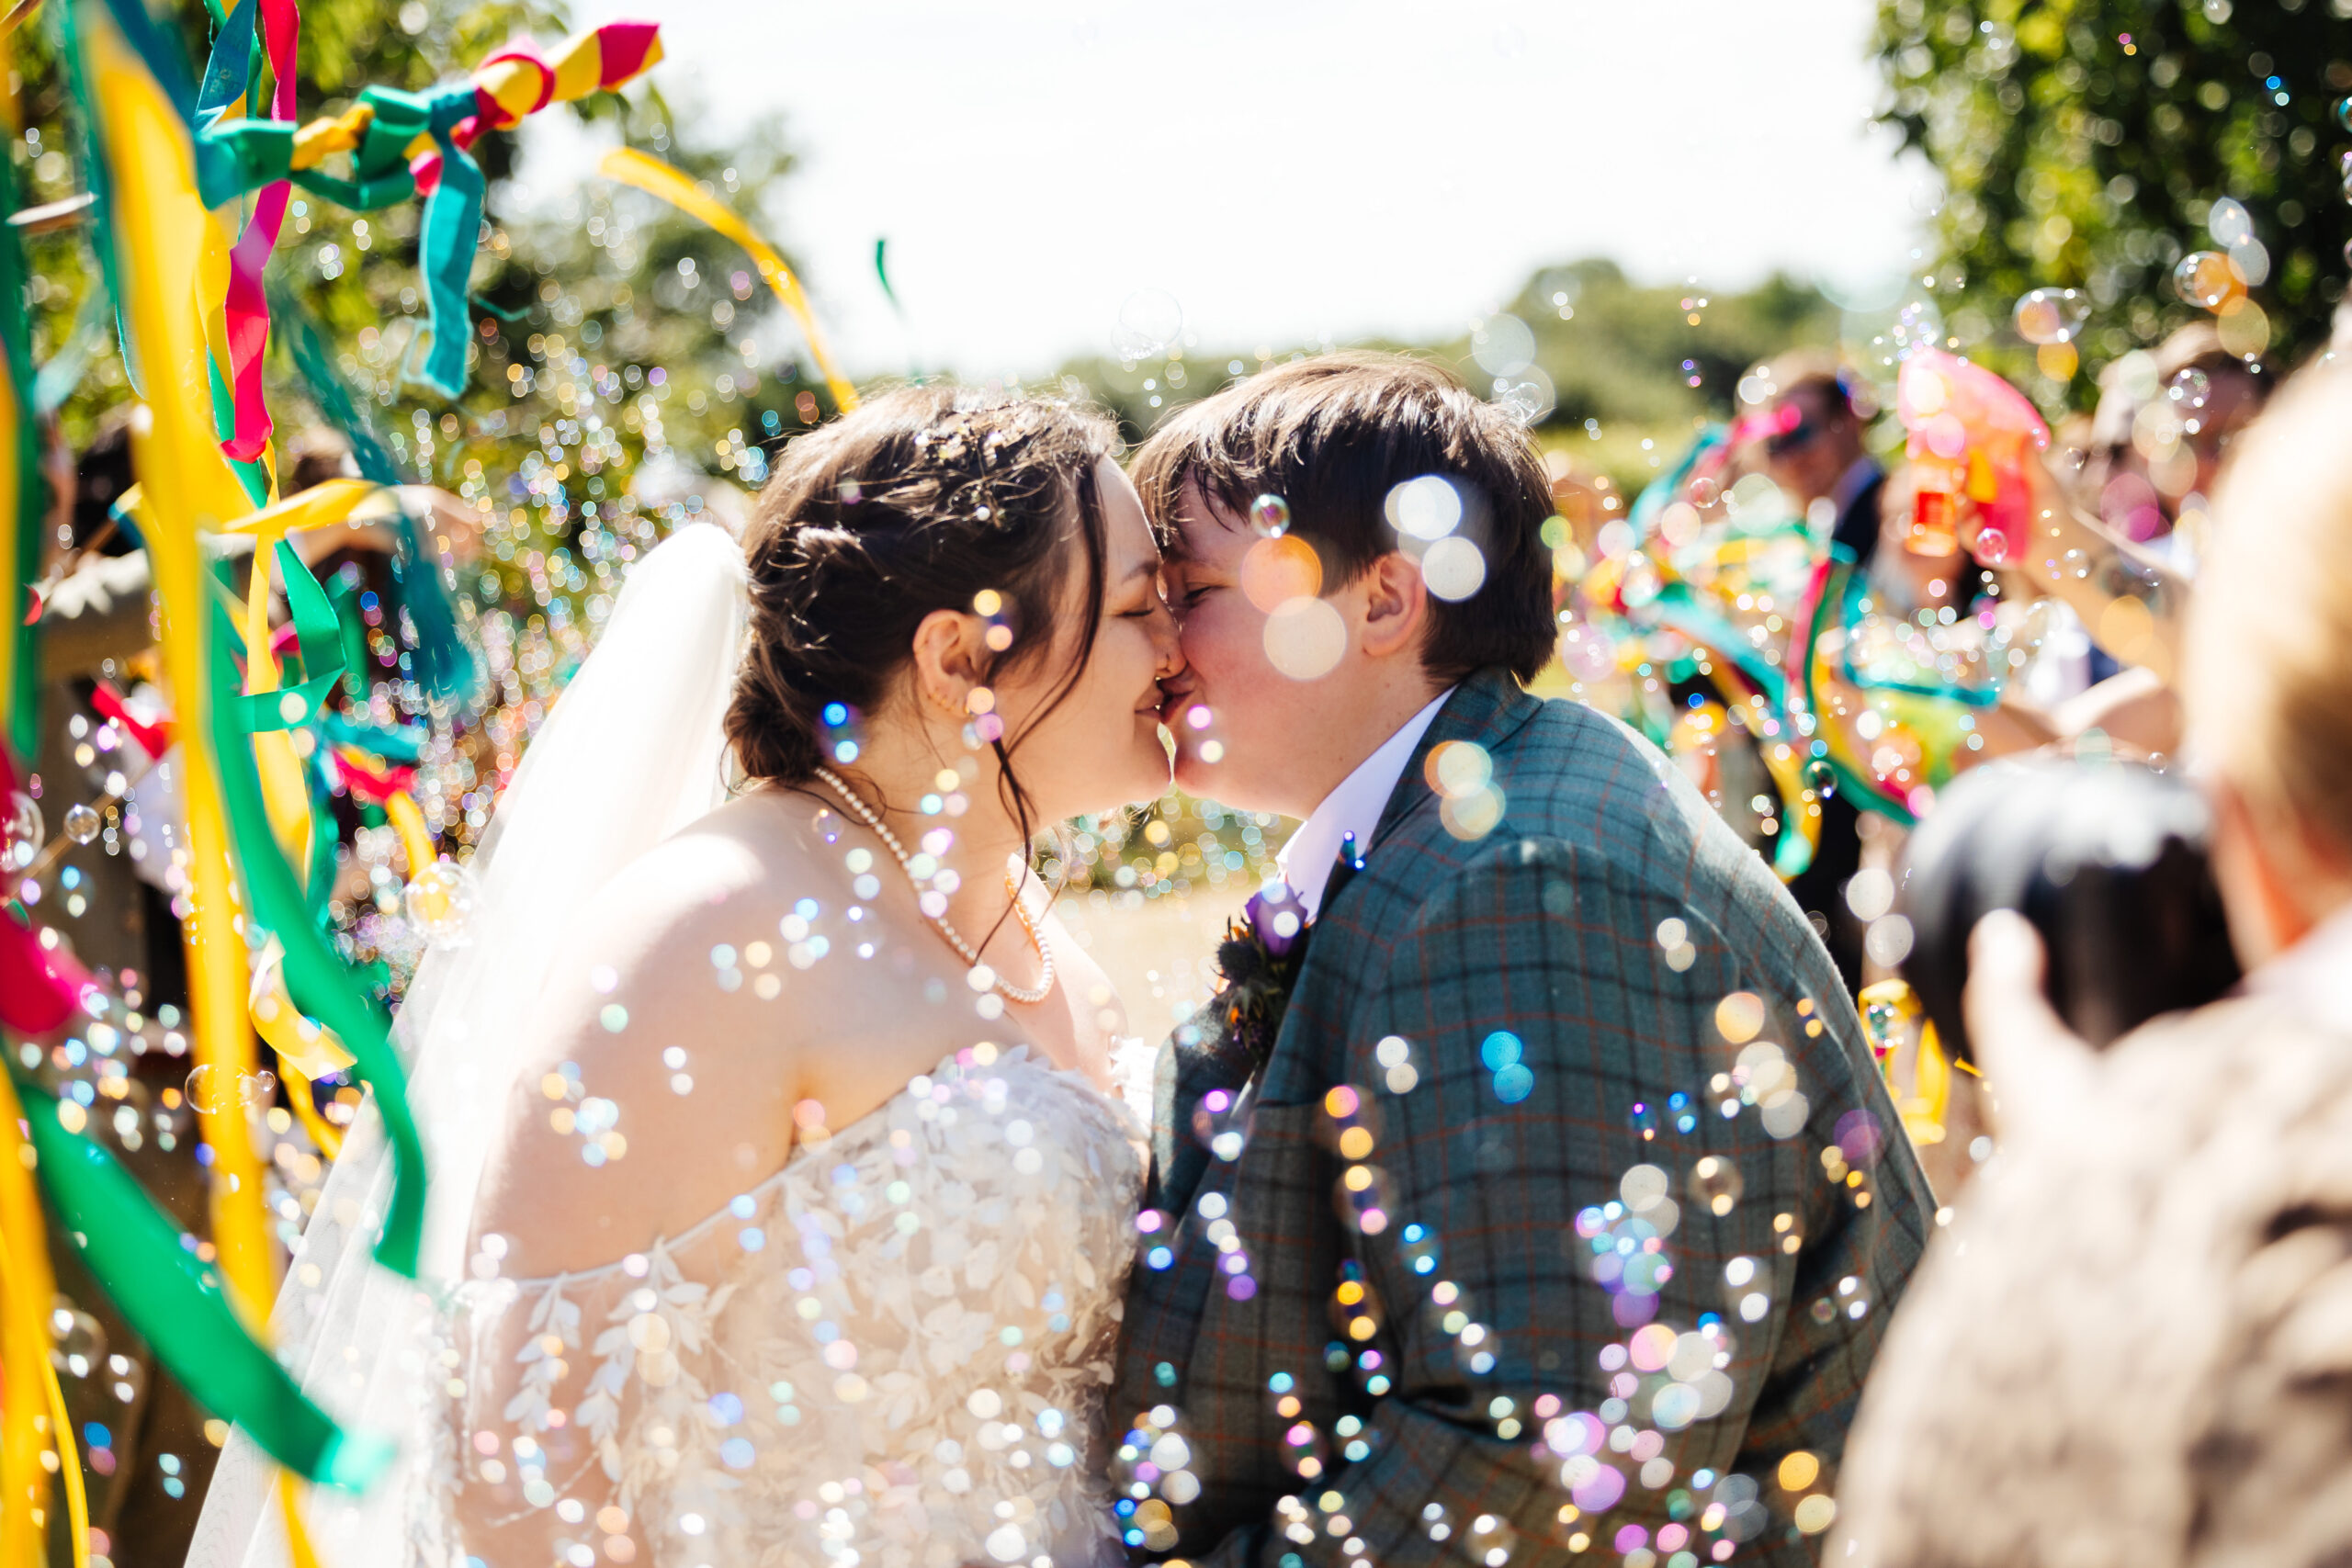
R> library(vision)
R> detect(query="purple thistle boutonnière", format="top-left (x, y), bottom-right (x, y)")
top-left (1204, 833), bottom-right (1367, 1078)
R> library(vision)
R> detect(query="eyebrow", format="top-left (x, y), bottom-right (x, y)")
top-left (1118, 558), bottom-right (1160, 583)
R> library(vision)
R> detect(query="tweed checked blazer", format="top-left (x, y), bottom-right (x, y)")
top-left (1114, 669), bottom-right (1933, 1567)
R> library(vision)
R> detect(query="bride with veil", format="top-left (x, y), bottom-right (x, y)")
top-left (191, 387), bottom-right (1187, 1568)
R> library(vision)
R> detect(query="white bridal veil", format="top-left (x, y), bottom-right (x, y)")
top-left (189, 522), bottom-right (751, 1568)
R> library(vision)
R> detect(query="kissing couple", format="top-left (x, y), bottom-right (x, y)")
top-left (194, 354), bottom-right (1930, 1568)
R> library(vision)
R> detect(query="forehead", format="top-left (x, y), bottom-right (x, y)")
top-left (1160, 478), bottom-right (1253, 570)
top-left (1096, 460), bottom-right (1162, 570)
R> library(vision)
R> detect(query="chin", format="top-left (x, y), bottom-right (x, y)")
top-left (1174, 743), bottom-right (1271, 813)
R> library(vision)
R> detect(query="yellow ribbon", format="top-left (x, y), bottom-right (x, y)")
top-left (597, 146), bottom-right (859, 414)
top-left (81, 0), bottom-right (276, 1318)
top-left (0, 1071), bottom-right (64, 1568)
top-left (248, 935), bottom-right (355, 1083)
top-left (1858, 978), bottom-right (1952, 1145)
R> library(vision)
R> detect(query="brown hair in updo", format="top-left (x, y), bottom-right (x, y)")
top-left (725, 385), bottom-right (1117, 837)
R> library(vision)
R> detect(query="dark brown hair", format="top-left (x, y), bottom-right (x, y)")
top-left (1129, 352), bottom-right (1556, 684)
top-left (725, 385), bottom-right (1116, 833)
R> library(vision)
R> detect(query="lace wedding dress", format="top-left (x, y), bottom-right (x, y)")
top-left (435, 1043), bottom-right (1142, 1568)
top-left (187, 525), bottom-right (1143, 1568)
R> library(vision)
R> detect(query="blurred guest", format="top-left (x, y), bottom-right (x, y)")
top-left (1830, 362), bottom-right (2352, 1567)
top-left (1748, 353), bottom-right (1883, 987)
top-left (1755, 351), bottom-right (1883, 561)
top-left (2084, 322), bottom-right (2269, 561)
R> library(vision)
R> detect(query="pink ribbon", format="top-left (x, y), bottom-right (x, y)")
top-left (219, 0), bottom-right (300, 464)
top-left (0, 751), bottom-right (95, 1037)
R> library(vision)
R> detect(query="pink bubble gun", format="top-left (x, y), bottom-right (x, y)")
top-left (1895, 349), bottom-right (2051, 566)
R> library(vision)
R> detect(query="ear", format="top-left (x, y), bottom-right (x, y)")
top-left (908, 608), bottom-right (988, 714)
top-left (1355, 552), bottom-right (1430, 661)
top-left (2208, 777), bottom-right (2322, 968)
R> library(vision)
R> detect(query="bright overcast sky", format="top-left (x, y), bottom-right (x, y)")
top-left (526, 0), bottom-right (1938, 378)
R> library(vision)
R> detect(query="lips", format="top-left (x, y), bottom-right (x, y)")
top-left (1155, 675), bottom-right (1199, 726)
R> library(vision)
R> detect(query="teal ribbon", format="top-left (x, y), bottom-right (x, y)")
top-left (1833, 567), bottom-right (2003, 709)
top-left (267, 275), bottom-right (483, 713)
top-left (9, 1069), bottom-right (393, 1489)
top-left (33, 286), bottom-right (112, 416)
top-left (198, 76), bottom-right (485, 400)
top-left (321, 711), bottom-right (428, 767)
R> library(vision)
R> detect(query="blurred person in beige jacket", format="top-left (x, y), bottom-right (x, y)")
top-left (1830, 359), bottom-right (2352, 1568)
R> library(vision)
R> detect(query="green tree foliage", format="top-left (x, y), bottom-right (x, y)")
top-left (1062, 260), bottom-right (1841, 497)
top-left (1874, 0), bottom-right (2352, 400)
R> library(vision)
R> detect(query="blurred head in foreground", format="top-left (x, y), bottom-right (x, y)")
top-left (2183, 359), bottom-right (2352, 967)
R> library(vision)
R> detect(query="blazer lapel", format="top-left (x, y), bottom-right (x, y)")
top-left (1365, 667), bottom-right (1545, 857)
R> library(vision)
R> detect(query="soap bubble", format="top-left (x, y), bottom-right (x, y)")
top-left (1114, 289), bottom-right (1183, 360)
top-left (1385, 476), bottom-right (1464, 541)
top-left (1491, 367), bottom-right (1555, 427)
top-left (62, 804), bottom-right (101, 845)
top-left (2166, 367), bottom-right (2211, 412)
top-left (2011, 288), bottom-right (2088, 345)
top-left (48, 1303), bottom-right (104, 1377)
top-left (3, 791), bottom-right (40, 874)
top-left (1420, 536), bottom-right (1487, 602)
top-left (1469, 313), bottom-right (1536, 378)
top-left (2206, 197), bottom-right (2253, 248)
top-left (241, 1067), bottom-right (278, 1108)
top-left (1248, 493), bottom-right (1291, 538)
top-left (1804, 759), bottom-right (1838, 800)
top-left (185, 1065), bottom-right (230, 1114)
top-left (1262, 598), bottom-right (1348, 681)
top-left (404, 857), bottom-right (483, 948)
top-left (1690, 1156), bottom-right (1744, 1217)
top-left (2173, 252), bottom-right (2238, 311)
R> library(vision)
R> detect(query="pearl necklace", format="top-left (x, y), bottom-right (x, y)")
top-left (813, 766), bottom-right (1056, 1006)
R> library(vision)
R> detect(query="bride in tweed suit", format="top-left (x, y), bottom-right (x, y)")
top-left (1115, 354), bottom-right (1933, 1567)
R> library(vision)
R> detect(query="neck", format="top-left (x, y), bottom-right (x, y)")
top-left (1289, 664), bottom-right (1446, 820)
top-left (821, 712), bottom-right (1044, 976)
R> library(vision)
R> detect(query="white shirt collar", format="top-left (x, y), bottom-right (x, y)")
top-left (1277, 689), bottom-right (1454, 920)
top-left (2249, 898), bottom-right (2352, 1034)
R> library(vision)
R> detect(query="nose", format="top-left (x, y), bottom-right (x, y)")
top-left (1150, 597), bottom-right (1186, 682)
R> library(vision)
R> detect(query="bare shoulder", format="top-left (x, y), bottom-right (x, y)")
top-left (472, 787), bottom-right (867, 1274)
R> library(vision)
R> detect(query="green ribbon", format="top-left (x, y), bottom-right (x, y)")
top-left (0, 151), bottom-right (47, 761)
top-left (1803, 554), bottom-right (1917, 829)
top-left (224, 539), bottom-right (345, 732)
top-left (209, 594), bottom-right (427, 1276)
top-left (326, 570), bottom-right (372, 703)
top-left (9, 1070), bottom-right (393, 1489)
top-left (302, 745), bottom-right (339, 919)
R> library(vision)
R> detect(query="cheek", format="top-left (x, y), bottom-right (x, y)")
top-left (1183, 598), bottom-right (1268, 681)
